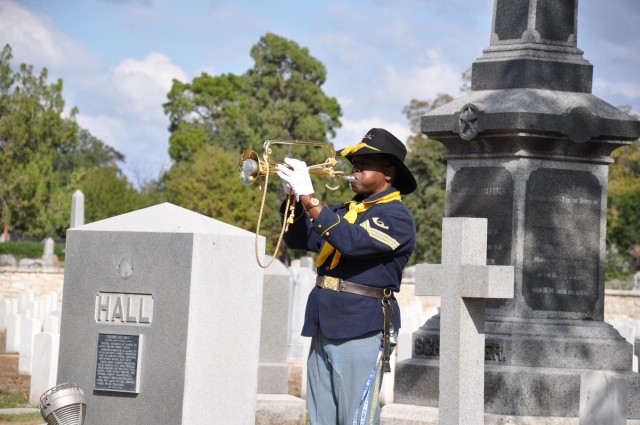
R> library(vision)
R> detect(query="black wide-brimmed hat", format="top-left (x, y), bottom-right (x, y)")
top-left (337, 128), bottom-right (417, 195)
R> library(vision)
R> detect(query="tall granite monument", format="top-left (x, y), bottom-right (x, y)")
top-left (394, 0), bottom-right (640, 419)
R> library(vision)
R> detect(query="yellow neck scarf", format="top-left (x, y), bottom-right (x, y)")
top-left (315, 191), bottom-right (402, 270)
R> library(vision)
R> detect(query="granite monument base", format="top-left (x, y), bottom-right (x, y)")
top-left (394, 316), bottom-right (640, 418)
top-left (380, 404), bottom-right (640, 425)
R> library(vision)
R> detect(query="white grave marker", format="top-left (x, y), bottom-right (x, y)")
top-left (0, 299), bottom-right (10, 332)
top-left (70, 189), bottom-right (85, 228)
top-left (29, 332), bottom-right (60, 405)
top-left (580, 370), bottom-right (627, 425)
top-left (43, 237), bottom-right (55, 266)
top-left (6, 314), bottom-right (21, 353)
top-left (19, 317), bottom-right (41, 374)
top-left (415, 217), bottom-right (514, 425)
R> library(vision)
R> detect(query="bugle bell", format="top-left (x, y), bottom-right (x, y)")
top-left (239, 139), bottom-right (354, 189)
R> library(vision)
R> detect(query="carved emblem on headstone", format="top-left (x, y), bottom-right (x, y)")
top-left (117, 257), bottom-right (134, 279)
top-left (458, 104), bottom-right (480, 140)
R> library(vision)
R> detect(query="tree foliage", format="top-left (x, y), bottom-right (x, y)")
top-left (0, 44), bottom-right (150, 240)
top-left (164, 144), bottom-right (267, 230)
top-left (164, 33), bottom-right (342, 161)
top-left (403, 97), bottom-right (451, 265)
top-left (162, 33), bottom-right (345, 261)
top-left (607, 137), bottom-right (640, 278)
top-left (0, 44), bottom-right (79, 238)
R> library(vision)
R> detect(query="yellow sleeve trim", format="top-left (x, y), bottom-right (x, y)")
top-left (360, 221), bottom-right (400, 249)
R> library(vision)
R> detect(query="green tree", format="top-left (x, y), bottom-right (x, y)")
top-left (607, 136), bottom-right (640, 279)
top-left (71, 166), bottom-right (152, 224)
top-left (165, 144), bottom-right (290, 258)
top-left (403, 96), bottom-right (451, 265)
top-left (56, 128), bottom-right (125, 176)
top-left (162, 33), bottom-right (346, 262)
top-left (165, 144), bottom-right (270, 229)
top-left (0, 44), bottom-right (79, 239)
top-left (163, 33), bottom-right (342, 159)
top-left (0, 44), bottom-right (151, 239)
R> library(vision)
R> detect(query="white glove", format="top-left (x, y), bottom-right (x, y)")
top-left (277, 158), bottom-right (314, 201)
top-left (282, 180), bottom-right (293, 197)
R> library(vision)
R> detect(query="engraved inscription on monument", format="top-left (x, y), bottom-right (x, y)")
top-left (523, 168), bottom-right (601, 313)
top-left (447, 167), bottom-right (514, 311)
top-left (95, 292), bottom-right (153, 325)
top-left (95, 333), bottom-right (142, 393)
top-left (447, 167), bottom-right (514, 266)
top-left (413, 336), bottom-right (507, 363)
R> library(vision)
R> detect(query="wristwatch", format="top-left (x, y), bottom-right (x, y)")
top-left (305, 197), bottom-right (320, 211)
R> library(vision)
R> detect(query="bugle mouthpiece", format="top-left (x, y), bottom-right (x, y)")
top-left (343, 175), bottom-right (355, 182)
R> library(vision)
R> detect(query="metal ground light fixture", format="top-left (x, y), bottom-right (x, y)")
top-left (40, 383), bottom-right (87, 425)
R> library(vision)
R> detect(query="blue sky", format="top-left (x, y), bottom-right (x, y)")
top-left (2, 0), bottom-right (639, 185)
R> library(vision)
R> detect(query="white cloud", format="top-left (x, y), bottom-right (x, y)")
top-left (72, 52), bottom-right (187, 182)
top-left (77, 114), bottom-right (130, 151)
top-left (593, 79), bottom-right (640, 103)
top-left (0, 0), bottom-right (100, 71)
top-left (112, 52), bottom-right (188, 122)
top-left (376, 50), bottom-right (462, 105)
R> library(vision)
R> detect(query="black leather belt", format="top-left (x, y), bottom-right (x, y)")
top-left (315, 275), bottom-right (391, 298)
top-left (316, 275), bottom-right (396, 373)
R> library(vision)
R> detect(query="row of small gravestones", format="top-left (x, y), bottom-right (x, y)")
top-left (0, 290), bottom-right (61, 406)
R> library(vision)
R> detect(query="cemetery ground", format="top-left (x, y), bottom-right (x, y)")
top-left (0, 332), bottom-right (42, 425)
top-left (0, 369), bottom-right (41, 424)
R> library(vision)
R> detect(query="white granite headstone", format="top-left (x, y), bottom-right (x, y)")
top-left (43, 314), bottom-right (60, 334)
top-left (288, 265), bottom-right (316, 359)
top-left (43, 237), bottom-right (55, 266)
top-left (0, 299), bottom-right (10, 332)
top-left (19, 317), bottom-right (41, 374)
top-left (258, 258), bottom-right (290, 394)
top-left (19, 290), bottom-right (34, 313)
top-left (57, 203), bottom-right (265, 425)
top-left (29, 332), bottom-right (60, 405)
top-left (70, 189), bottom-right (85, 228)
top-left (580, 370), bottom-right (627, 425)
top-left (5, 314), bottom-right (21, 353)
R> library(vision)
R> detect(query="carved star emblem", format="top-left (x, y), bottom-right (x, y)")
top-left (458, 105), bottom-right (479, 140)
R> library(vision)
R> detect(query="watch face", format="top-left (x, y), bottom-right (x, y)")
top-left (310, 198), bottom-right (320, 206)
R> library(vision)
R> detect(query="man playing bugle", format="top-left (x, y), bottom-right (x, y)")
top-left (279, 128), bottom-right (417, 425)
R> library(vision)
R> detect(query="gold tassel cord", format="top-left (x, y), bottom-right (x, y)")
top-left (254, 157), bottom-right (296, 269)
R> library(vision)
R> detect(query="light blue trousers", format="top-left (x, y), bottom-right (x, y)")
top-left (307, 330), bottom-right (385, 425)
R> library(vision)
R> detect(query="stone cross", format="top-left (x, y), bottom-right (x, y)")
top-left (415, 217), bottom-right (514, 425)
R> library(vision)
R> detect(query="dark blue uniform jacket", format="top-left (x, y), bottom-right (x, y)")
top-left (283, 187), bottom-right (416, 340)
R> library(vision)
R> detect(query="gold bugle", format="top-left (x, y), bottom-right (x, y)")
top-left (239, 139), bottom-right (353, 186)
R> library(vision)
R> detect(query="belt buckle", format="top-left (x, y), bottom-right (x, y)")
top-left (323, 276), bottom-right (341, 291)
